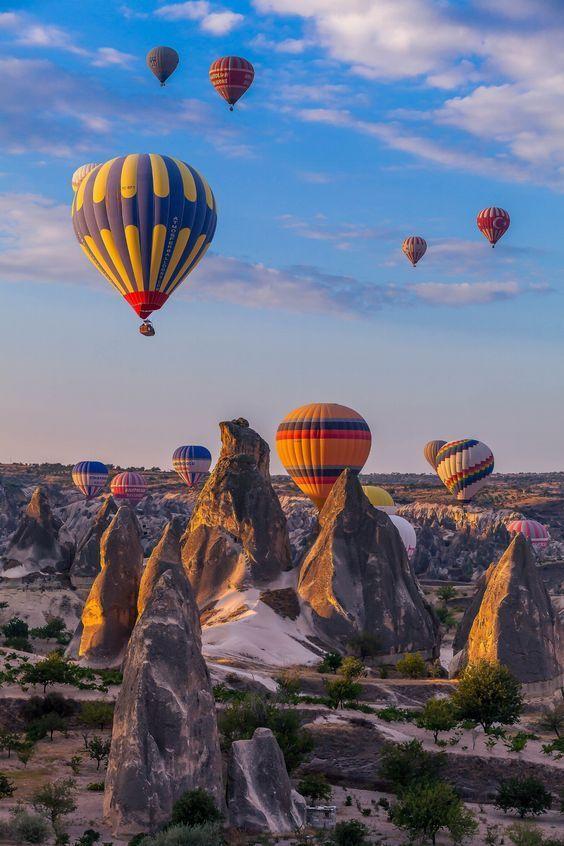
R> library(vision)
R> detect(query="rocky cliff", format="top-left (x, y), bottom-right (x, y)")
top-left (138, 516), bottom-right (185, 615)
top-left (104, 560), bottom-right (223, 836)
top-left (451, 534), bottom-right (563, 685)
top-left (181, 418), bottom-right (292, 607)
top-left (298, 470), bottom-right (439, 656)
top-left (69, 497), bottom-right (117, 591)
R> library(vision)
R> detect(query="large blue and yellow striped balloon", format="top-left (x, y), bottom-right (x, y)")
top-left (71, 154), bottom-right (217, 322)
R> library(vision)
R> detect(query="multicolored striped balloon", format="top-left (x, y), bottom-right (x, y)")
top-left (72, 460), bottom-right (108, 498)
top-left (276, 402), bottom-right (372, 510)
top-left (435, 439), bottom-right (494, 503)
top-left (71, 154), bottom-right (217, 326)
top-left (173, 445), bottom-right (212, 487)
top-left (507, 519), bottom-right (550, 552)
top-left (423, 440), bottom-right (447, 471)
top-left (209, 56), bottom-right (254, 110)
top-left (402, 236), bottom-right (427, 267)
top-left (110, 471), bottom-right (147, 506)
top-left (476, 207), bottom-right (510, 247)
top-left (390, 515), bottom-right (417, 560)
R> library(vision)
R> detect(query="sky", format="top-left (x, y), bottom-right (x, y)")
top-left (0, 0), bottom-right (563, 473)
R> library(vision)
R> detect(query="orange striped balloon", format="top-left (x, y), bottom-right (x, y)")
top-left (402, 235), bottom-right (427, 267)
top-left (276, 402), bottom-right (372, 509)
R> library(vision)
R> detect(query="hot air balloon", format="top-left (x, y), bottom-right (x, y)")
top-left (402, 236), bottom-right (427, 267)
top-left (390, 515), bottom-right (417, 560)
top-left (110, 471), bottom-right (147, 506)
top-left (362, 485), bottom-right (396, 514)
top-left (276, 402), bottom-right (371, 510)
top-left (507, 519), bottom-right (550, 552)
top-left (435, 439), bottom-right (494, 503)
top-left (147, 46), bottom-right (179, 85)
top-left (72, 460), bottom-right (108, 498)
top-left (173, 445), bottom-right (212, 487)
top-left (71, 154), bottom-right (217, 335)
top-left (477, 207), bottom-right (510, 247)
top-left (72, 163), bottom-right (101, 193)
top-left (424, 440), bottom-right (447, 471)
top-left (209, 56), bottom-right (254, 110)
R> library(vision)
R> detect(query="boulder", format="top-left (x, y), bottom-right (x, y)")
top-left (298, 469), bottom-right (439, 656)
top-left (451, 534), bottom-right (563, 685)
top-left (78, 506), bottom-right (143, 668)
top-left (69, 497), bottom-right (117, 591)
top-left (227, 727), bottom-right (306, 834)
top-left (181, 418), bottom-right (292, 607)
top-left (104, 563), bottom-right (223, 836)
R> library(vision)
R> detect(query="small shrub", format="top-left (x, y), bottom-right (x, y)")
top-left (297, 772), bottom-right (332, 803)
top-left (170, 789), bottom-right (221, 828)
top-left (495, 777), bottom-right (552, 818)
top-left (2, 617), bottom-right (29, 638)
top-left (317, 651), bottom-right (343, 674)
top-left (86, 782), bottom-right (105, 792)
top-left (4, 636), bottom-right (33, 652)
top-left (74, 830), bottom-right (100, 846)
top-left (0, 772), bottom-right (15, 797)
top-left (379, 739), bottom-right (445, 794)
top-left (138, 822), bottom-right (223, 846)
top-left (376, 706), bottom-right (414, 723)
top-left (506, 821), bottom-right (545, 846)
top-left (396, 652), bottom-right (427, 679)
top-left (330, 820), bottom-right (370, 846)
top-left (9, 805), bottom-right (50, 844)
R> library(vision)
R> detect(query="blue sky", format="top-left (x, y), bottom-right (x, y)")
top-left (0, 0), bottom-right (563, 473)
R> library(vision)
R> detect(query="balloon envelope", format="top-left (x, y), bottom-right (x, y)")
top-left (72, 154), bottom-right (217, 322)
top-left (72, 163), bottom-right (101, 192)
top-left (402, 236), bottom-right (427, 267)
top-left (276, 402), bottom-right (371, 510)
top-left (173, 445), bottom-right (212, 487)
top-left (424, 440), bottom-right (447, 470)
top-left (147, 46), bottom-right (179, 85)
top-left (110, 471), bottom-right (147, 506)
top-left (477, 207), bottom-right (510, 246)
top-left (209, 56), bottom-right (254, 108)
top-left (390, 515), bottom-right (417, 560)
top-left (435, 439), bottom-right (494, 502)
top-left (507, 519), bottom-right (549, 551)
top-left (72, 460), bottom-right (108, 498)
top-left (362, 485), bottom-right (396, 514)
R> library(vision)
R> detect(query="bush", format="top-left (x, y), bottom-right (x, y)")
top-left (170, 789), bottom-right (221, 828)
top-left (4, 635), bottom-right (33, 652)
top-left (95, 668), bottom-right (123, 686)
top-left (506, 822), bottom-right (545, 846)
top-left (396, 652), bottom-right (427, 679)
top-left (275, 669), bottom-right (301, 702)
top-left (297, 772), bottom-right (332, 803)
top-left (495, 777), bottom-right (552, 818)
top-left (390, 779), bottom-right (478, 845)
top-left (340, 657), bottom-right (365, 680)
top-left (2, 617), bottom-right (29, 638)
top-left (74, 830), bottom-right (100, 846)
top-left (324, 677), bottom-right (363, 709)
top-left (86, 782), bottom-right (104, 792)
top-left (376, 706), bottom-right (415, 723)
top-left (30, 619), bottom-right (68, 641)
top-left (417, 698), bottom-right (459, 743)
top-left (26, 712), bottom-right (67, 742)
top-left (0, 772), bottom-right (15, 797)
top-left (138, 823), bottom-right (224, 846)
top-left (9, 805), bottom-right (50, 844)
top-left (452, 660), bottom-right (523, 731)
top-left (329, 820), bottom-right (370, 846)
top-left (23, 693), bottom-right (76, 722)
top-left (379, 739), bottom-right (445, 795)
top-left (317, 651), bottom-right (343, 674)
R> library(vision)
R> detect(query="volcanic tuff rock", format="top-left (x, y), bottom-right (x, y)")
top-left (69, 497), bottom-right (117, 591)
top-left (104, 565), bottom-right (223, 836)
top-left (298, 470), bottom-right (439, 656)
top-left (137, 515), bottom-right (185, 615)
top-left (78, 506), bottom-right (143, 668)
top-left (181, 418), bottom-right (292, 607)
top-left (451, 534), bottom-right (563, 685)
top-left (1, 485), bottom-right (72, 578)
top-left (227, 727), bottom-right (306, 834)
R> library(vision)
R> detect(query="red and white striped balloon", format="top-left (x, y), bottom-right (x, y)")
top-left (476, 207), bottom-right (510, 247)
top-left (110, 471), bottom-right (147, 506)
top-left (402, 236), bottom-right (427, 267)
top-left (507, 519), bottom-right (549, 552)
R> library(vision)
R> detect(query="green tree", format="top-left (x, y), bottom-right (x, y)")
top-left (323, 677), bottom-right (362, 709)
top-left (452, 660), bottom-right (523, 731)
top-left (495, 777), bottom-right (552, 819)
top-left (390, 780), bottom-right (478, 845)
top-left (435, 606), bottom-right (457, 630)
top-left (340, 657), bottom-right (365, 680)
top-left (170, 789), bottom-right (221, 828)
top-left (2, 617), bottom-right (29, 639)
top-left (297, 773), bottom-right (332, 804)
top-left (536, 703), bottom-right (564, 738)
top-left (318, 651), bottom-right (343, 674)
top-left (16, 742), bottom-right (35, 768)
top-left (0, 730), bottom-right (20, 758)
top-left (87, 736), bottom-right (111, 771)
top-left (0, 773), bottom-right (15, 798)
top-left (21, 654), bottom-right (78, 693)
top-left (32, 777), bottom-right (77, 841)
top-left (417, 698), bottom-right (459, 743)
top-left (437, 585), bottom-right (458, 603)
top-left (379, 739), bottom-right (445, 795)
top-left (79, 701), bottom-right (114, 748)
top-left (330, 820), bottom-right (370, 846)
top-left (506, 821), bottom-right (545, 846)
top-left (396, 652), bottom-right (428, 679)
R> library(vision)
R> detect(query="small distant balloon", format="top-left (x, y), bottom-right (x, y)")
top-left (423, 440), bottom-right (447, 471)
top-left (209, 56), bottom-right (254, 110)
top-left (71, 163), bottom-right (101, 193)
top-left (72, 461), bottom-right (108, 498)
top-left (147, 46), bottom-right (179, 85)
top-left (110, 471), bottom-right (147, 506)
top-left (390, 515), bottom-right (417, 560)
top-left (362, 485), bottom-right (396, 514)
top-left (402, 236), bottom-right (427, 267)
top-left (476, 207), bottom-right (510, 247)
top-left (507, 519), bottom-right (550, 552)
top-left (173, 445), bottom-right (212, 487)
top-left (435, 439), bottom-right (494, 502)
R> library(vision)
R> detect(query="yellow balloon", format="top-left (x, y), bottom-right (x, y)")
top-left (362, 485), bottom-right (395, 513)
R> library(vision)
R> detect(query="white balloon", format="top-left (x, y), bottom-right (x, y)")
top-left (390, 515), bottom-right (417, 560)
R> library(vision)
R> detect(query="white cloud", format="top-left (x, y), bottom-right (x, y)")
top-left (251, 33), bottom-right (310, 54)
top-left (200, 10), bottom-right (244, 34)
top-left (411, 281), bottom-right (523, 306)
top-left (91, 47), bottom-right (136, 68)
top-left (155, 1), bottom-right (211, 20)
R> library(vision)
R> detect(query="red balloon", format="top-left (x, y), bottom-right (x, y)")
top-left (209, 56), bottom-right (254, 110)
top-left (110, 471), bottom-right (147, 506)
top-left (477, 207), bottom-right (510, 247)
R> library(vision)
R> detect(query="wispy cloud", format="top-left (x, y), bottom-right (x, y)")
top-left (155, 1), bottom-right (244, 34)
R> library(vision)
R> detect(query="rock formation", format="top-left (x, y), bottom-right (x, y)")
top-left (181, 418), bottom-right (292, 607)
top-left (69, 497), bottom-right (117, 591)
top-left (78, 506), bottom-right (143, 668)
top-left (1, 485), bottom-right (72, 579)
top-left (451, 534), bottom-right (563, 685)
top-left (137, 516), bottom-right (185, 615)
top-left (227, 727), bottom-right (306, 834)
top-left (104, 561), bottom-right (223, 836)
top-left (298, 470), bottom-right (439, 656)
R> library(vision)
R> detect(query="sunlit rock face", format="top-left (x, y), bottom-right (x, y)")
top-left (104, 564), bottom-right (223, 837)
top-left (78, 506), bottom-right (143, 668)
top-left (451, 534), bottom-right (563, 685)
top-left (137, 515), bottom-right (186, 615)
top-left (298, 469), bottom-right (439, 657)
top-left (1, 485), bottom-right (72, 578)
top-left (181, 418), bottom-right (292, 607)
top-left (69, 497), bottom-right (117, 591)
